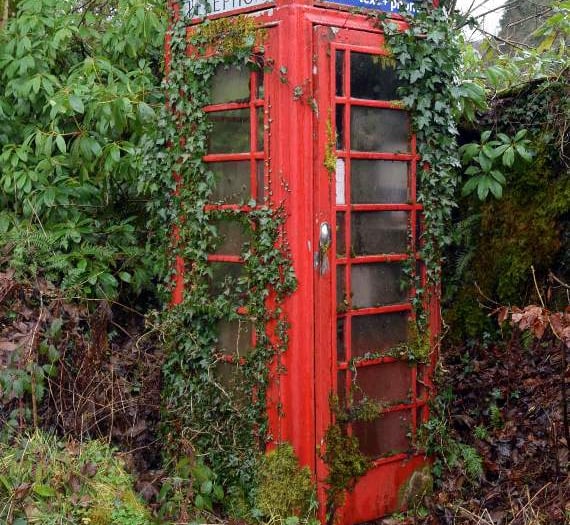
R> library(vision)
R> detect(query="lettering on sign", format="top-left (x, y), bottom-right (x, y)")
top-left (185, 0), bottom-right (272, 17)
top-left (324, 0), bottom-right (417, 14)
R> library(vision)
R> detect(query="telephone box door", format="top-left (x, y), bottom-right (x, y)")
top-left (313, 25), bottom-right (432, 523)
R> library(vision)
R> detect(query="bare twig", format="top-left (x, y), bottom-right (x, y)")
top-left (478, 26), bottom-right (532, 50)
top-left (549, 271), bottom-right (570, 290)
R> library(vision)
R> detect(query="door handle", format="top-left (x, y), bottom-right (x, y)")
top-left (317, 222), bottom-right (331, 275)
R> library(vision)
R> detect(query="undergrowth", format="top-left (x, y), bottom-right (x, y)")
top-left (0, 430), bottom-right (151, 525)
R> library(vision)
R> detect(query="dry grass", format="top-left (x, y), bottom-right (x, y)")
top-left (455, 484), bottom-right (560, 525)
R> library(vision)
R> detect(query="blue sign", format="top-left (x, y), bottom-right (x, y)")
top-left (324, 0), bottom-right (417, 14)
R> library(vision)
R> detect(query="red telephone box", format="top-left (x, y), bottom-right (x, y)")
top-left (169, 0), bottom-right (439, 522)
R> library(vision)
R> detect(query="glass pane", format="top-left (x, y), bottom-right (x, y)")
top-left (256, 161), bottom-right (265, 203)
top-left (353, 362), bottom-right (412, 404)
top-left (353, 410), bottom-right (411, 458)
top-left (336, 105), bottom-right (344, 150)
top-left (337, 266), bottom-right (347, 312)
top-left (337, 318), bottom-right (346, 361)
top-left (337, 370), bottom-right (347, 408)
top-left (351, 312), bottom-right (409, 357)
top-left (208, 262), bottom-right (243, 295)
top-left (216, 319), bottom-right (253, 356)
top-left (211, 65), bottom-right (250, 104)
top-left (351, 160), bottom-right (409, 204)
top-left (351, 211), bottom-right (408, 255)
top-left (350, 52), bottom-right (401, 101)
top-left (350, 107), bottom-right (410, 153)
top-left (416, 406), bottom-right (427, 427)
top-left (351, 263), bottom-right (407, 308)
top-left (208, 109), bottom-right (250, 153)
top-left (256, 70), bottom-right (264, 99)
top-left (335, 50), bottom-right (345, 96)
top-left (212, 219), bottom-right (249, 255)
top-left (336, 212), bottom-right (345, 256)
top-left (209, 161), bottom-right (250, 203)
top-left (215, 361), bottom-right (246, 404)
top-left (257, 107), bottom-right (264, 151)
top-left (335, 159), bottom-right (346, 205)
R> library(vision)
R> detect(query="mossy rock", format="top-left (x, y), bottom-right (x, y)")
top-left (397, 466), bottom-right (433, 510)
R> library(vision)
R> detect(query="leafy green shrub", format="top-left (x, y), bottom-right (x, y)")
top-left (0, 0), bottom-right (165, 299)
top-left (0, 430), bottom-right (152, 524)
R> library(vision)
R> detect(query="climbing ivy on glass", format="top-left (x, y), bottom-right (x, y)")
top-left (142, 12), bottom-right (297, 511)
top-left (378, 2), bottom-right (464, 327)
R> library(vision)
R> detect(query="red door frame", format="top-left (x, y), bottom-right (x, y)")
top-left (312, 21), bottom-right (437, 523)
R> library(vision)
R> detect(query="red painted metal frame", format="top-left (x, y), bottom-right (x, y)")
top-left (166, 2), bottom-right (440, 523)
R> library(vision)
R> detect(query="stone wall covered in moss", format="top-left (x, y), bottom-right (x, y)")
top-left (445, 73), bottom-right (570, 340)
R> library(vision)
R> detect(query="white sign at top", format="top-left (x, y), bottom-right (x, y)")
top-left (185, 0), bottom-right (272, 17)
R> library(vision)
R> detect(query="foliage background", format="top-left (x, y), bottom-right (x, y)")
top-left (0, 0), bottom-right (165, 300)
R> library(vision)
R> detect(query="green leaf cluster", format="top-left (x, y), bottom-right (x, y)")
top-left (0, 0), bottom-right (165, 299)
top-left (460, 129), bottom-right (533, 200)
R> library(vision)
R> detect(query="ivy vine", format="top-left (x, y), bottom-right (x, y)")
top-left (379, 2), bottom-right (463, 327)
top-left (142, 13), bottom-right (296, 510)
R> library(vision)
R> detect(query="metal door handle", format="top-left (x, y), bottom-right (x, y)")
top-left (317, 222), bottom-right (331, 275)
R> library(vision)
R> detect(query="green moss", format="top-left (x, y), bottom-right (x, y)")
top-left (343, 397), bottom-right (383, 423)
top-left (446, 137), bottom-right (570, 340)
top-left (322, 424), bottom-right (370, 510)
top-left (387, 321), bottom-right (431, 363)
top-left (320, 396), bottom-right (371, 516)
top-left (324, 118), bottom-right (337, 175)
top-left (255, 443), bottom-right (316, 522)
top-left (190, 16), bottom-right (262, 57)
